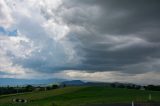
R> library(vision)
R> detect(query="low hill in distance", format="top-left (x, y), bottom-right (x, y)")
top-left (61, 80), bottom-right (85, 86)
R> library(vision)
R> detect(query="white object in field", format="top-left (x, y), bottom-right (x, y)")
top-left (149, 94), bottom-right (152, 100)
top-left (12, 98), bottom-right (28, 103)
top-left (132, 101), bottom-right (134, 106)
top-left (24, 99), bottom-right (27, 103)
top-left (12, 98), bottom-right (16, 102)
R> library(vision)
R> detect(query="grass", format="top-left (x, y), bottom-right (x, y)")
top-left (0, 86), bottom-right (160, 106)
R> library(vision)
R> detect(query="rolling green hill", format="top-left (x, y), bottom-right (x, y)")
top-left (0, 86), bottom-right (160, 106)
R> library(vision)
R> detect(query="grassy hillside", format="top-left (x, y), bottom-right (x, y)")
top-left (0, 86), bottom-right (160, 106)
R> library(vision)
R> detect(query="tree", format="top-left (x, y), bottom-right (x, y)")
top-left (52, 85), bottom-right (59, 89)
top-left (25, 85), bottom-right (34, 92)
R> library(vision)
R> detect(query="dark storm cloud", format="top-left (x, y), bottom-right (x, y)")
top-left (53, 0), bottom-right (160, 74)
top-left (65, 0), bottom-right (160, 36)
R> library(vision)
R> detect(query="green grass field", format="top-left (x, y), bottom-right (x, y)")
top-left (0, 86), bottom-right (160, 106)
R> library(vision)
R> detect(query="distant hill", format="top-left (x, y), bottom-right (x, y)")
top-left (61, 80), bottom-right (85, 86)
top-left (0, 78), bottom-right (66, 86)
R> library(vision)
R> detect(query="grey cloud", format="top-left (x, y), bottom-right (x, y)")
top-left (1, 0), bottom-right (160, 77)
top-left (50, 0), bottom-right (160, 74)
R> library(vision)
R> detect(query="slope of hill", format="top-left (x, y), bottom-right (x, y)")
top-left (61, 80), bottom-right (85, 86)
top-left (0, 86), bottom-right (160, 106)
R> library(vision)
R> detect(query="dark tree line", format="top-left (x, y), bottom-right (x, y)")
top-left (110, 83), bottom-right (160, 91)
top-left (0, 84), bottom-right (59, 95)
top-left (110, 83), bottom-right (141, 89)
top-left (145, 85), bottom-right (160, 91)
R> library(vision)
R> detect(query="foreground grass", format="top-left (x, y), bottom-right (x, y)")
top-left (0, 86), bottom-right (160, 106)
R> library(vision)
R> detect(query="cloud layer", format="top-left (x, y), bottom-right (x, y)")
top-left (0, 0), bottom-right (160, 84)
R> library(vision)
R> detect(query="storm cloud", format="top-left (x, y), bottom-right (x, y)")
top-left (0, 0), bottom-right (160, 84)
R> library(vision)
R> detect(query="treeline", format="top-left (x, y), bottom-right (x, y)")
top-left (0, 84), bottom-right (59, 95)
top-left (110, 83), bottom-right (160, 91)
top-left (145, 85), bottom-right (160, 91)
top-left (1, 83), bottom-right (160, 95)
top-left (109, 83), bottom-right (141, 89)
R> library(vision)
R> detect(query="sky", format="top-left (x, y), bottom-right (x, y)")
top-left (0, 0), bottom-right (160, 85)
